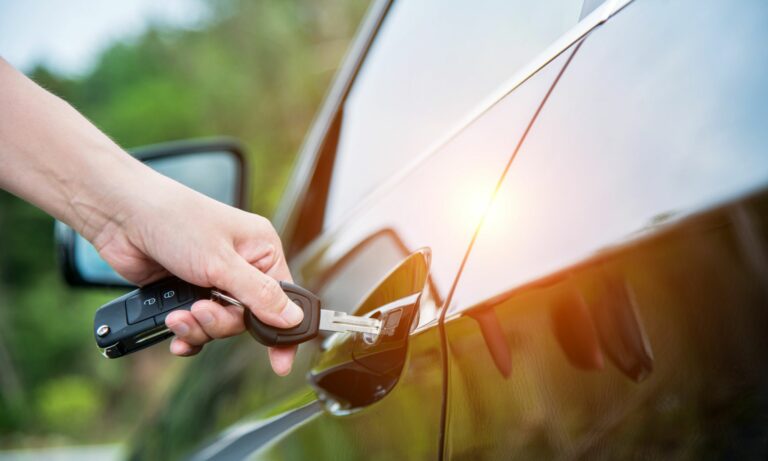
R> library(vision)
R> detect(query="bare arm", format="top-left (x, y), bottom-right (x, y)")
top-left (0, 58), bottom-right (302, 375)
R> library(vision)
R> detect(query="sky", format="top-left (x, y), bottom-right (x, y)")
top-left (0, 0), bottom-right (209, 76)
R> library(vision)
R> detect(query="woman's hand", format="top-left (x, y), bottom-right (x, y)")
top-left (91, 170), bottom-right (303, 376)
top-left (0, 57), bottom-right (302, 375)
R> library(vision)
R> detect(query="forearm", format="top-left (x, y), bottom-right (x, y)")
top-left (0, 58), bottom-right (149, 241)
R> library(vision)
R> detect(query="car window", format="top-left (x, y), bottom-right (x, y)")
top-left (450, 0), bottom-right (768, 313)
top-left (323, 0), bottom-right (583, 228)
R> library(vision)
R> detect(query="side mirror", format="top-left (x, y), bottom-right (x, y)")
top-left (56, 138), bottom-right (247, 287)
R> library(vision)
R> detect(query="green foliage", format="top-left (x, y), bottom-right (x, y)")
top-left (36, 376), bottom-right (104, 437)
top-left (0, 0), bottom-right (367, 448)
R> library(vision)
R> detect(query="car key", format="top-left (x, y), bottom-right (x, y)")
top-left (93, 276), bottom-right (382, 358)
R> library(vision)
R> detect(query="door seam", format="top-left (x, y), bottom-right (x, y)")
top-left (435, 37), bottom-right (587, 461)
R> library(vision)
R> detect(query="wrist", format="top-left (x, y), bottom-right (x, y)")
top-left (67, 147), bottom-right (154, 244)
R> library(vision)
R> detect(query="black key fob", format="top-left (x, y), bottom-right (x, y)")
top-left (94, 276), bottom-right (323, 357)
top-left (93, 277), bottom-right (211, 358)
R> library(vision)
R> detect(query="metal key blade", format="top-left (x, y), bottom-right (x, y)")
top-left (319, 309), bottom-right (382, 335)
top-left (214, 287), bottom-right (382, 336)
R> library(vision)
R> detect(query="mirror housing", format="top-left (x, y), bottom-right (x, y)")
top-left (56, 138), bottom-right (247, 288)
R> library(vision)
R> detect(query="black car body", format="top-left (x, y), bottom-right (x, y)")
top-left (127, 0), bottom-right (768, 459)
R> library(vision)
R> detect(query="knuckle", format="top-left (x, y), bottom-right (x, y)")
top-left (252, 244), bottom-right (278, 272)
top-left (204, 257), bottom-right (229, 287)
top-left (260, 242), bottom-right (277, 262)
top-left (255, 215), bottom-right (280, 241)
top-left (254, 213), bottom-right (273, 229)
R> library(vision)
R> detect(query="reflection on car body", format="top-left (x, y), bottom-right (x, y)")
top-left (121, 0), bottom-right (768, 459)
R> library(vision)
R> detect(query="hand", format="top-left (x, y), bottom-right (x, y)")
top-left (0, 59), bottom-right (302, 374)
top-left (89, 168), bottom-right (304, 376)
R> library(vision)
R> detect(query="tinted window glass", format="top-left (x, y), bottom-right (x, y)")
top-left (324, 0), bottom-right (582, 228)
top-left (301, 48), bottom-right (576, 322)
top-left (452, 0), bottom-right (768, 311)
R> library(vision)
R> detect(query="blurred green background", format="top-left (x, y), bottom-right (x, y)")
top-left (0, 0), bottom-right (366, 450)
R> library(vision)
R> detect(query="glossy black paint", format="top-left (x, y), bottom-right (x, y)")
top-left (249, 43), bottom-right (578, 461)
top-left (444, 0), bottom-right (768, 458)
top-left (126, 1), bottom-right (768, 460)
top-left (445, 190), bottom-right (768, 458)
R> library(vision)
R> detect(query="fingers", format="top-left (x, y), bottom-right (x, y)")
top-left (165, 299), bottom-right (246, 348)
top-left (166, 300), bottom-right (298, 377)
top-left (165, 309), bottom-right (211, 346)
top-left (170, 338), bottom-right (202, 356)
top-left (161, 214), bottom-right (301, 375)
top-left (268, 346), bottom-right (297, 376)
top-left (215, 252), bottom-right (304, 329)
top-left (190, 299), bottom-right (245, 338)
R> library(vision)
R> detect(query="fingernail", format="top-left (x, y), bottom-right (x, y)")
top-left (169, 321), bottom-right (189, 336)
top-left (197, 310), bottom-right (214, 326)
top-left (280, 301), bottom-right (304, 326)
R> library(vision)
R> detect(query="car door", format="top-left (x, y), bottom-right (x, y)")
top-left (128, 0), bottom-right (603, 459)
top-left (257, 1), bottom-right (591, 459)
top-left (442, 0), bottom-right (768, 458)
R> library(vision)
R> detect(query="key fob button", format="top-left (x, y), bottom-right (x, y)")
top-left (159, 285), bottom-right (180, 311)
top-left (160, 288), bottom-right (177, 302)
top-left (158, 282), bottom-right (193, 312)
top-left (126, 296), bottom-right (143, 323)
top-left (126, 291), bottom-right (160, 324)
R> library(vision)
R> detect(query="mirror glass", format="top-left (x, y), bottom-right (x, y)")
top-left (62, 150), bottom-right (241, 285)
top-left (148, 152), bottom-right (238, 206)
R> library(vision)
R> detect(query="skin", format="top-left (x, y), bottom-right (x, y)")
top-left (0, 57), bottom-right (302, 376)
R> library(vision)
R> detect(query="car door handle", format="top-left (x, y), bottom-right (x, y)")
top-left (308, 249), bottom-right (431, 411)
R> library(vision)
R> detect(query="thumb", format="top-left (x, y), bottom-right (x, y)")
top-left (214, 251), bottom-right (304, 328)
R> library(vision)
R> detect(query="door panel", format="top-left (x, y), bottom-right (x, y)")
top-left (253, 38), bottom-right (580, 461)
top-left (294, 47), bottom-right (576, 316)
top-left (444, 0), bottom-right (768, 458)
top-left (259, 252), bottom-right (441, 460)
top-left (446, 197), bottom-right (768, 459)
top-left (129, 28), bottom-right (578, 461)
